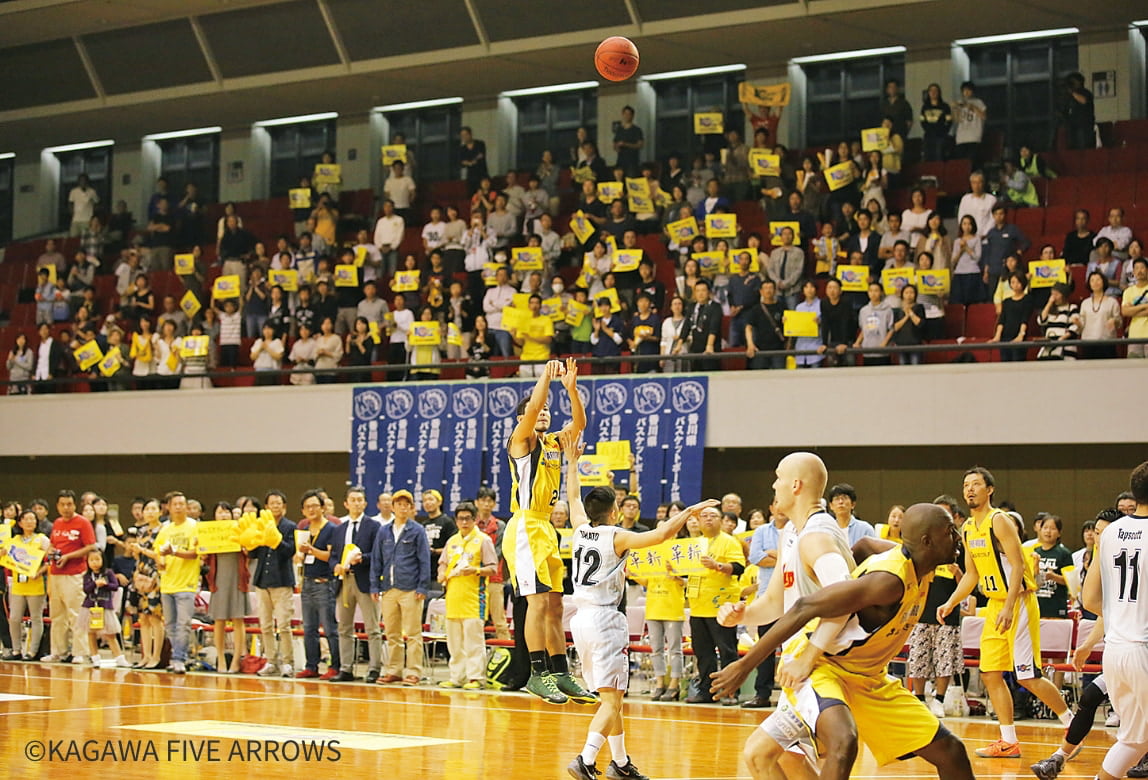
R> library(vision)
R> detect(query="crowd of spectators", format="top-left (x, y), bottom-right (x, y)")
top-left (6, 71), bottom-right (1145, 393)
top-left (0, 480), bottom-right (1129, 712)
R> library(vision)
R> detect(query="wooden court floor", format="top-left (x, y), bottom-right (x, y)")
top-left (0, 662), bottom-right (1117, 779)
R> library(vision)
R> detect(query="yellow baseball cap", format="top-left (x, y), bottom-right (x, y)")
top-left (423, 489), bottom-right (443, 503)
top-left (392, 490), bottom-right (414, 504)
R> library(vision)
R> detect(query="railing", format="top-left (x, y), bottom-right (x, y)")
top-left (2, 336), bottom-right (1145, 392)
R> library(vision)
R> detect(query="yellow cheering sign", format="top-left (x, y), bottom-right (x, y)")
top-left (446, 322), bottom-right (463, 347)
top-left (576, 455), bottom-right (611, 487)
top-left (728, 251), bottom-right (759, 274)
top-left (180, 335), bottom-right (210, 358)
top-left (196, 520), bottom-right (241, 554)
top-left (882, 267), bottom-right (916, 296)
top-left (269, 269), bottom-right (299, 292)
top-left (666, 216), bottom-right (700, 245)
top-left (512, 247), bottom-right (544, 272)
top-left (482, 262), bottom-right (503, 287)
top-left (0, 535), bottom-right (47, 577)
top-left (180, 290), bottom-right (201, 319)
top-left (334, 265), bottom-right (358, 287)
top-left (541, 296), bottom-right (564, 322)
top-left (501, 306), bottom-right (528, 332)
top-left (597, 181), bottom-right (623, 204)
top-left (836, 265), bottom-right (870, 293)
top-left (565, 300), bottom-right (590, 327)
top-left (213, 275), bottom-right (241, 299)
top-left (783, 309), bottom-right (819, 338)
top-left (408, 321), bottom-right (441, 346)
top-left (705, 213), bottom-right (738, 239)
top-left (392, 270), bottom-right (420, 292)
top-left (596, 287), bottom-right (622, 313)
top-left (288, 188), bottom-right (312, 210)
top-left (624, 177), bottom-right (650, 197)
top-left (770, 221), bottom-right (801, 247)
top-left (738, 81), bottom-right (791, 107)
top-left (1028, 259), bottom-right (1067, 288)
top-left (628, 193), bottom-right (654, 213)
top-left (569, 211), bottom-right (596, 245)
top-left (693, 112), bottom-right (724, 135)
top-left (73, 341), bottom-right (103, 371)
top-left (861, 127), bottom-right (890, 152)
top-left (612, 249), bottom-right (642, 273)
top-left (917, 269), bottom-right (950, 296)
top-left (824, 161), bottom-right (855, 191)
top-left (380, 144), bottom-right (407, 165)
top-left (97, 349), bottom-right (122, 377)
top-left (596, 440), bottom-right (631, 470)
top-left (174, 253), bottom-right (196, 276)
top-left (693, 250), bottom-right (726, 277)
top-left (748, 150), bottom-right (781, 178)
top-left (313, 163), bottom-right (341, 186)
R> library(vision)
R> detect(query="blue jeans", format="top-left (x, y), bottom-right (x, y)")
top-left (161, 592), bottom-right (196, 664)
top-left (492, 329), bottom-right (513, 357)
top-left (301, 577), bottom-right (341, 672)
top-left (245, 312), bottom-right (268, 339)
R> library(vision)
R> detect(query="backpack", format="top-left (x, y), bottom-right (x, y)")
top-left (485, 647), bottom-right (513, 689)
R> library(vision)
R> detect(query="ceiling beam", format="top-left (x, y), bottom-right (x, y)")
top-left (71, 35), bottom-right (105, 100)
top-left (315, 0), bottom-right (351, 68)
top-left (623, 0), bottom-right (643, 30)
top-left (189, 16), bottom-right (223, 84)
top-left (461, 0), bottom-right (490, 49)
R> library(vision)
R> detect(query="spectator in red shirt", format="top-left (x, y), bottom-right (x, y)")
top-left (44, 490), bottom-right (97, 662)
top-left (474, 487), bottom-right (510, 640)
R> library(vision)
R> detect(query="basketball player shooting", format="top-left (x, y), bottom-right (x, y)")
top-left (561, 429), bottom-right (717, 780)
top-left (503, 357), bottom-right (592, 704)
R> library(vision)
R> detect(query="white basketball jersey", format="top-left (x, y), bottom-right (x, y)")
top-left (1097, 515), bottom-right (1148, 645)
top-left (779, 510), bottom-right (856, 612)
top-left (572, 524), bottom-right (627, 608)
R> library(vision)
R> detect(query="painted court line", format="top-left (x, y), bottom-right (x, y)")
top-left (0, 693), bottom-right (49, 702)
top-left (118, 720), bottom-right (465, 751)
top-left (0, 694), bottom-right (297, 718)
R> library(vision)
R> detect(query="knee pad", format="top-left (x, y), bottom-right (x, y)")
top-left (1102, 741), bottom-right (1148, 779)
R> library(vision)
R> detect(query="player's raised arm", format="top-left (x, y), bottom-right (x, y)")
top-left (710, 571), bottom-right (906, 699)
top-left (613, 499), bottom-right (719, 556)
top-left (509, 359), bottom-right (562, 457)
top-left (559, 357), bottom-right (586, 438)
top-left (560, 430), bottom-right (589, 529)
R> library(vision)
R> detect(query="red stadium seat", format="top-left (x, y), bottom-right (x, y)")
top-left (1011, 208), bottom-right (1043, 239)
top-left (1045, 177), bottom-right (1078, 206)
top-left (964, 303), bottom-right (999, 339)
top-left (1043, 205), bottom-right (1076, 236)
top-left (942, 304), bottom-right (966, 340)
top-left (1069, 265), bottom-right (1088, 303)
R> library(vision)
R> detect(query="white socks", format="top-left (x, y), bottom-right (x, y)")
top-left (1059, 710), bottom-right (1073, 727)
top-left (581, 733), bottom-right (605, 766)
top-left (608, 734), bottom-right (628, 767)
top-left (1001, 725), bottom-right (1018, 744)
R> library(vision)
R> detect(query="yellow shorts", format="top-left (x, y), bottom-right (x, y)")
top-left (979, 591), bottom-right (1042, 678)
top-left (775, 663), bottom-right (940, 766)
top-left (502, 512), bottom-right (564, 596)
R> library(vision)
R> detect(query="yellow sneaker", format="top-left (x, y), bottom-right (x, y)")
top-left (438, 680), bottom-right (461, 689)
top-left (976, 740), bottom-right (1021, 758)
top-left (462, 680), bottom-right (483, 690)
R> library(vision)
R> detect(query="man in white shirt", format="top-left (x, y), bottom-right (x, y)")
top-left (352, 229), bottom-right (383, 284)
top-left (1095, 207), bottom-right (1134, 260)
top-left (375, 492), bottom-right (395, 524)
top-left (958, 173), bottom-right (997, 238)
top-left (483, 266), bottom-right (516, 357)
top-left (502, 170), bottom-right (526, 222)
top-left (383, 162), bottom-right (417, 223)
top-left (421, 206), bottom-right (447, 256)
top-left (68, 174), bottom-right (100, 238)
top-left (372, 200), bottom-right (405, 279)
top-left (953, 81), bottom-right (987, 164)
top-left (878, 212), bottom-right (912, 261)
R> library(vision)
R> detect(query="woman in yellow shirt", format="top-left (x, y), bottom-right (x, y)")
top-left (876, 504), bottom-right (905, 541)
top-left (640, 555), bottom-right (687, 701)
top-left (4, 510), bottom-right (50, 660)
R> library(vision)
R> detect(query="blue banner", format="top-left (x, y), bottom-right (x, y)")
top-left (350, 376), bottom-right (708, 518)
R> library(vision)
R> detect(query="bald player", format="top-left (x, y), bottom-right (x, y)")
top-left (709, 452), bottom-right (856, 780)
top-left (712, 504), bottom-right (974, 780)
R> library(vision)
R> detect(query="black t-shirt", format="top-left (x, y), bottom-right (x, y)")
top-left (998, 295), bottom-right (1034, 340)
top-left (892, 304), bottom-right (926, 346)
top-left (921, 570), bottom-right (961, 626)
top-left (614, 124), bottom-right (644, 171)
top-left (1062, 231), bottom-right (1095, 265)
top-left (1035, 542), bottom-right (1075, 618)
top-left (460, 140), bottom-right (488, 182)
top-left (745, 300), bottom-right (786, 350)
top-left (420, 512), bottom-right (457, 568)
top-left (636, 279), bottom-right (666, 311)
top-left (821, 298), bottom-right (857, 346)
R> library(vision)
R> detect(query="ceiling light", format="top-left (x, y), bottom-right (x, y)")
top-left (254, 112), bottom-right (338, 128)
top-left (642, 64), bottom-right (746, 81)
top-left (955, 28), bottom-right (1078, 46)
top-left (791, 46), bottom-right (906, 64)
top-left (375, 97), bottom-right (464, 112)
top-left (143, 126), bottom-right (222, 141)
top-left (43, 140), bottom-right (115, 153)
top-left (500, 81), bottom-right (598, 98)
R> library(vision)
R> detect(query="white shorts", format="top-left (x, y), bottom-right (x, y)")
top-left (1103, 643), bottom-right (1148, 744)
top-left (759, 679), bottom-right (818, 761)
top-left (571, 607), bottom-right (629, 692)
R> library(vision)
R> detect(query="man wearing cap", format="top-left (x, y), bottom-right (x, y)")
top-left (371, 489), bottom-right (432, 685)
top-left (329, 486), bottom-right (383, 682)
top-left (419, 490), bottom-right (457, 599)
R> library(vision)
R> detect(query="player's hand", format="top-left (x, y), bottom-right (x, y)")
top-left (777, 648), bottom-right (815, 689)
top-left (709, 659), bottom-right (749, 699)
top-left (1072, 645), bottom-right (1092, 672)
top-left (560, 357), bottom-right (578, 390)
top-left (994, 602), bottom-right (1015, 633)
top-left (717, 601), bottom-right (745, 628)
top-left (935, 602), bottom-right (954, 623)
top-left (545, 359), bottom-right (564, 381)
top-left (687, 498), bottom-right (720, 515)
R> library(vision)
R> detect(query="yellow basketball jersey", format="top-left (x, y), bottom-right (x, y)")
top-left (962, 508), bottom-right (1035, 599)
top-left (825, 546), bottom-right (933, 677)
top-left (509, 432), bottom-right (562, 518)
top-left (442, 530), bottom-right (489, 620)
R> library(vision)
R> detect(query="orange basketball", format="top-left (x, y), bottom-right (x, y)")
top-left (595, 36), bottom-right (639, 82)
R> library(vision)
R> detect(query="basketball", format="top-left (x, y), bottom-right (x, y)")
top-left (595, 36), bottom-right (639, 81)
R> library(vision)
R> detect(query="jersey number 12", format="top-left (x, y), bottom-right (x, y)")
top-left (573, 547), bottom-right (601, 587)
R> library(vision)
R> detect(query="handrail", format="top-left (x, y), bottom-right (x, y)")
top-left (1, 336), bottom-right (1145, 390)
